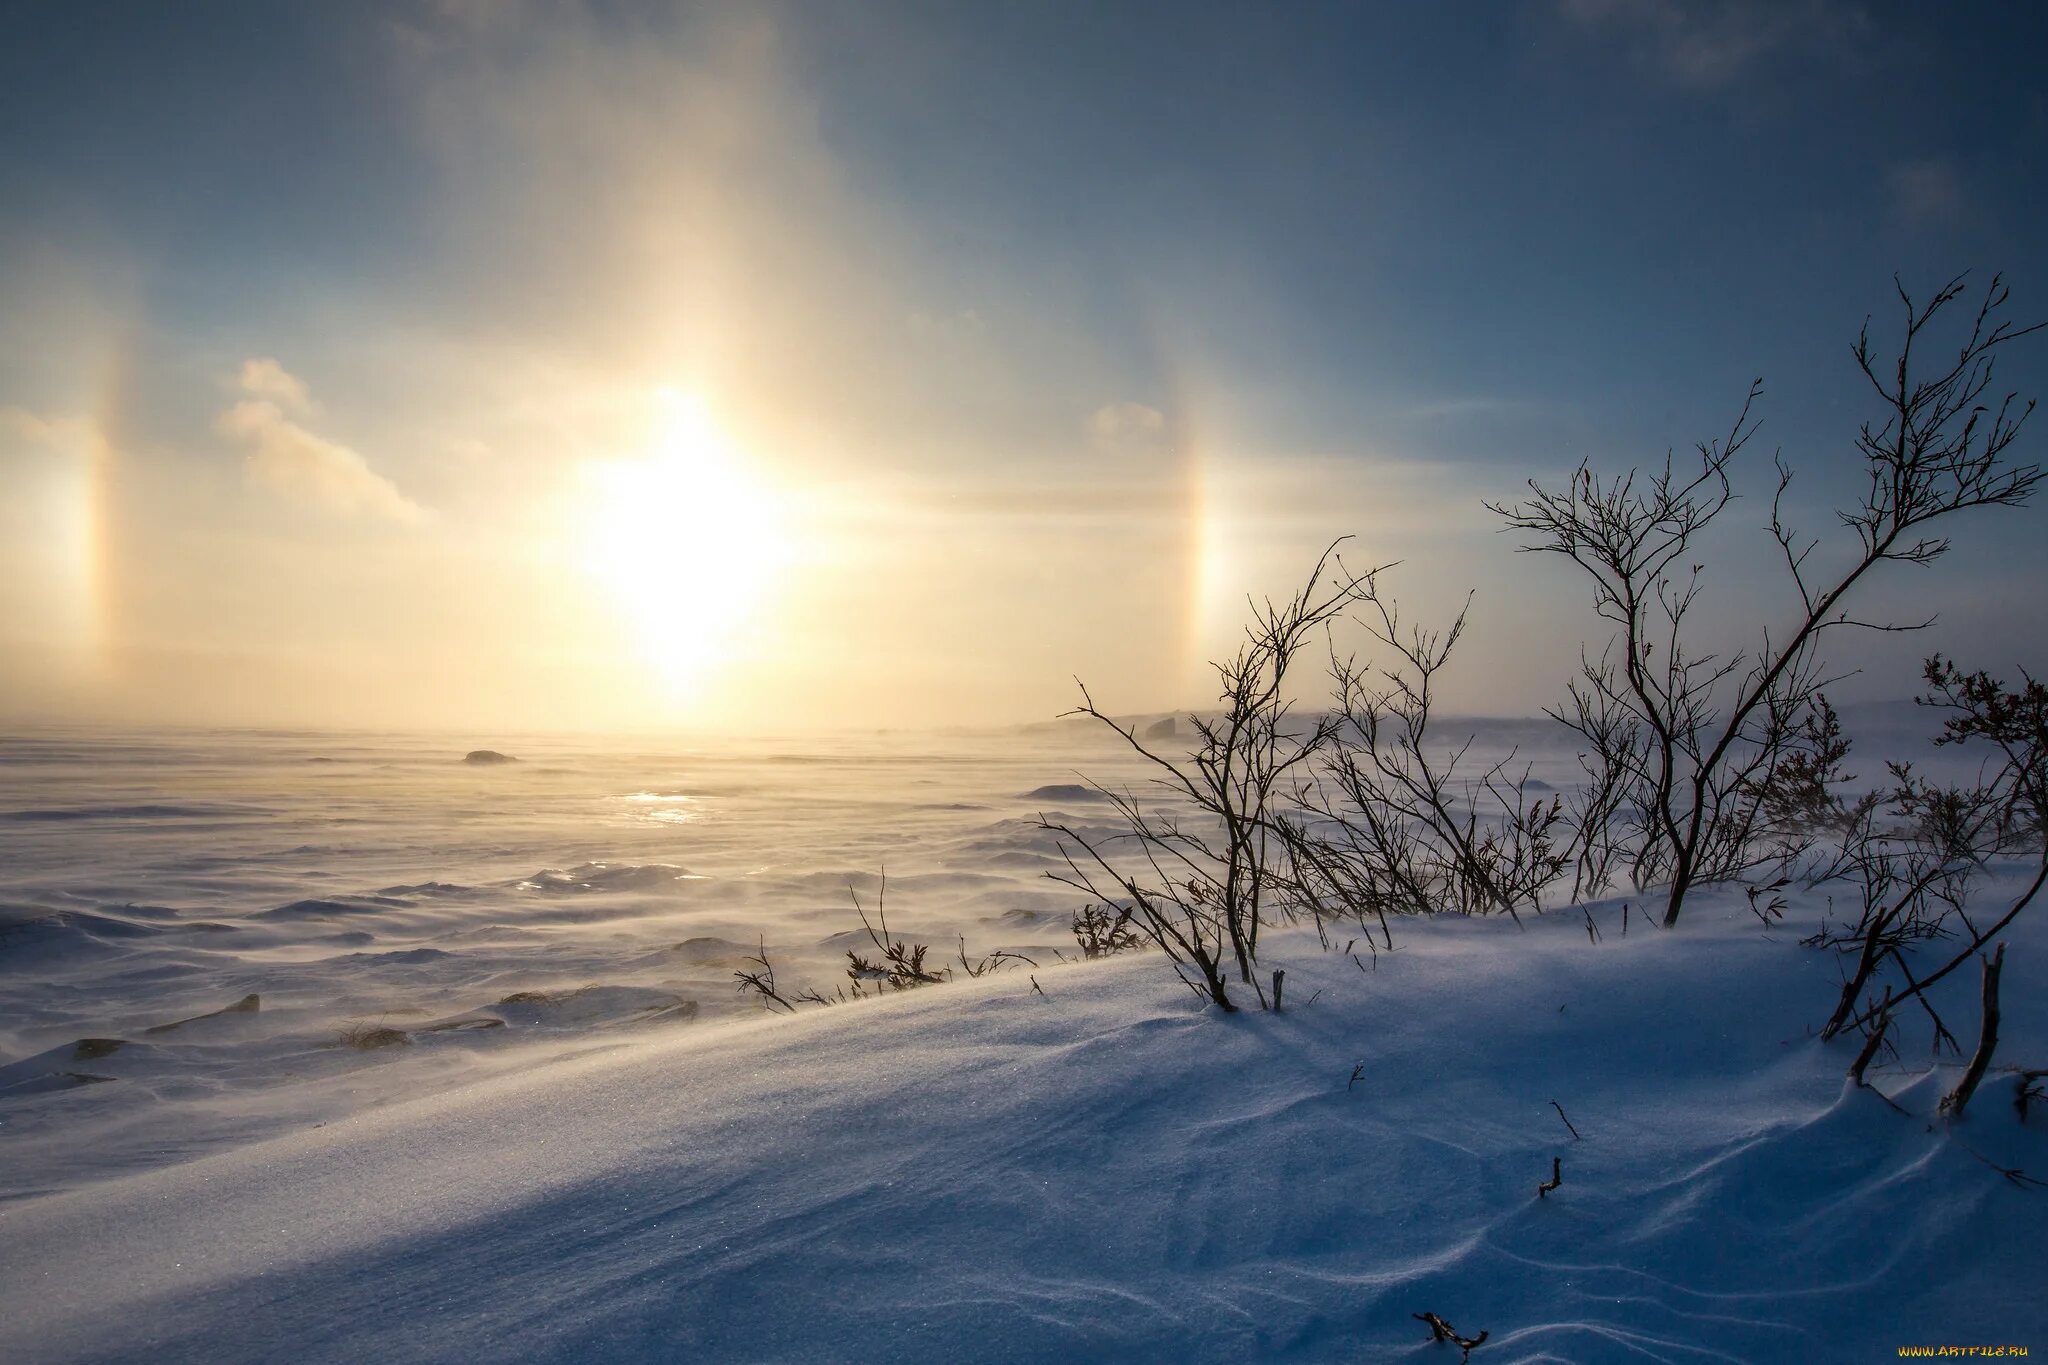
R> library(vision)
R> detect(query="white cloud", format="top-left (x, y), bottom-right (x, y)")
top-left (1558, 0), bottom-right (1866, 89)
top-left (1087, 401), bottom-right (1168, 453)
top-left (237, 357), bottom-right (314, 414)
top-left (1403, 396), bottom-right (1544, 422)
top-left (218, 370), bottom-right (426, 524)
top-left (0, 407), bottom-right (94, 449)
top-left (1887, 159), bottom-right (1965, 231)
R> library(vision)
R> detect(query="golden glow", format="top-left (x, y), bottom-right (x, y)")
top-left (0, 407), bottom-right (111, 676)
top-left (581, 391), bottom-right (789, 695)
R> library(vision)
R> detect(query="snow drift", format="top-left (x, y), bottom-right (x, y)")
top-left (3, 884), bottom-right (2043, 1363)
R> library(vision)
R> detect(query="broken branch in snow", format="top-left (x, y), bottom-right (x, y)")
top-left (1413, 1311), bottom-right (1489, 1359)
top-left (1537, 1156), bottom-right (1563, 1199)
top-left (1550, 1100), bottom-right (1582, 1140)
top-left (1954, 1138), bottom-right (2048, 1190)
top-left (1847, 992), bottom-right (1893, 1089)
top-left (1348, 1061), bottom-right (1366, 1092)
top-left (2017, 1069), bottom-right (2047, 1122)
top-left (1939, 944), bottom-right (2005, 1118)
top-left (956, 935), bottom-right (1038, 978)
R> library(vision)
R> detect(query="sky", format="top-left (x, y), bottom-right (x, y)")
top-left (2, 0), bottom-right (2045, 733)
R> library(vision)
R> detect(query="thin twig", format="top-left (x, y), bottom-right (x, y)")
top-left (1550, 1100), bottom-right (1582, 1140)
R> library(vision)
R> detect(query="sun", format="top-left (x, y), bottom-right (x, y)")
top-left (582, 390), bottom-right (789, 694)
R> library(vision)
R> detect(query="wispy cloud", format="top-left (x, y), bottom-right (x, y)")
top-left (236, 357), bottom-right (313, 414)
top-left (1886, 158), bottom-right (1966, 232)
top-left (1401, 396), bottom-right (1556, 424)
top-left (218, 361), bottom-right (425, 523)
top-left (0, 406), bottom-right (95, 449)
top-left (1558, 0), bottom-right (1867, 89)
top-left (1087, 401), bottom-right (1169, 453)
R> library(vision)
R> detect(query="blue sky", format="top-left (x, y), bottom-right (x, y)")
top-left (1, 1), bottom-right (2044, 729)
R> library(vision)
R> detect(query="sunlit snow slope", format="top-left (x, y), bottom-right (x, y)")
top-left (4, 882), bottom-right (2044, 1363)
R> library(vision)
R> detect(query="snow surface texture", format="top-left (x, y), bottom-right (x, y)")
top-left (0, 725), bottom-right (1170, 1197)
top-left (1, 723), bottom-right (2044, 1362)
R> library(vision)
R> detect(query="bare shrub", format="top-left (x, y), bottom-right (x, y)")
top-left (734, 937), bottom-right (801, 1014)
top-left (1555, 659), bottom-right (1645, 902)
top-left (1284, 582), bottom-right (1569, 924)
top-left (1493, 275), bottom-right (2043, 926)
top-left (336, 1023), bottom-right (411, 1050)
top-left (1747, 697), bottom-right (1866, 846)
top-left (1827, 658), bottom-right (2048, 1044)
top-left (1040, 543), bottom-right (1376, 1011)
top-left (845, 873), bottom-right (946, 991)
top-left (957, 936), bottom-right (1038, 977)
top-left (1812, 787), bottom-right (1988, 1046)
top-left (737, 875), bottom-right (1039, 1012)
top-left (1070, 902), bottom-right (1145, 958)
top-left (1044, 550), bottom-right (1578, 1005)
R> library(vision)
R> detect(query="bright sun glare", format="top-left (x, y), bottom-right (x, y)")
top-left (583, 391), bottom-right (789, 695)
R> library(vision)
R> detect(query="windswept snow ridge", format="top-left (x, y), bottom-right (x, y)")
top-left (0, 727), bottom-right (2042, 1362)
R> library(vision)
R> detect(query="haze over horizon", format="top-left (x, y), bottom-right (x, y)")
top-left (4, 1), bottom-right (2046, 733)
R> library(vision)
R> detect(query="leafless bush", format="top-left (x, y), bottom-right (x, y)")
top-left (844, 873), bottom-right (947, 992)
top-left (1493, 274), bottom-right (2043, 926)
top-left (1813, 804), bottom-right (1983, 1047)
top-left (734, 937), bottom-right (802, 1014)
top-left (1743, 878), bottom-right (1789, 926)
top-left (1922, 655), bottom-right (2048, 838)
top-left (1045, 550), bottom-right (1584, 998)
top-left (1819, 657), bottom-right (2048, 1049)
top-left (1070, 903), bottom-right (1145, 958)
top-left (1040, 542), bottom-right (1377, 1011)
top-left (957, 936), bottom-right (1038, 978)
top-left (1555, 655), bottom-right (1646, 902)
top-left (737, 875), bottom-right (1044, 1013)
top-left (1752, 697), bottom-right (1845, 829)
top-left (1284, 583), bottom-right (1568, 924)
top-left (336, 1022), bottom-right (411, 1050)
top-left (735, 936), bottom-right (857, 1012)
